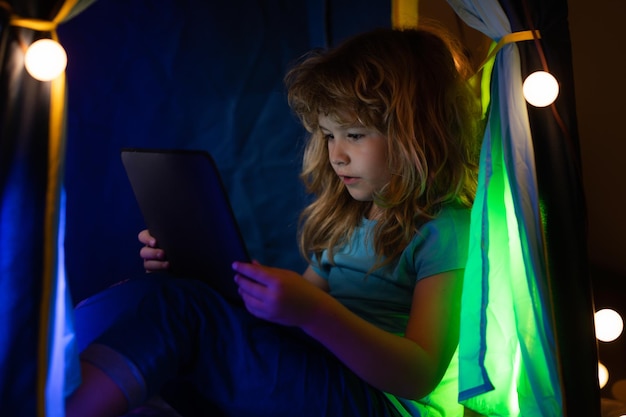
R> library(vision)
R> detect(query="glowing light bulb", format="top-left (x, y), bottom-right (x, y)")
top-left (595, 308), bottom-right (624, 342)
top-left (598, 361), bottom-right (609, 389)
top-left (24, 39), bottom-right (67, 81)
top-left (522, 71), bottom-right (559, 107)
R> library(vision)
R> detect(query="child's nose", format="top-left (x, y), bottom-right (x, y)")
top-left (329, 141), bottom-right (349, 165)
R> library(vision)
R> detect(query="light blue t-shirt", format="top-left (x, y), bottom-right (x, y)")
top-left (311, 204), bottom-right (471, 417)
top-left (311, 204), bottom-right (471, 335)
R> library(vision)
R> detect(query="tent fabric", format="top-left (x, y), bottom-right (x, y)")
top-left (499, 0), bottom-right (600, 414)
top-left (0, 1), bottom-right (96, 415)
top-left (447, 0), bottom-right (563, 415)
top-left (58, 0), bottom-right (391, 304)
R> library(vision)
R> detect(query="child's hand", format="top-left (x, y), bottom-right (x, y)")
top-left (138, 229), bottom-right (170, 272)
top-left (232, 261), bottom-right (327, 327)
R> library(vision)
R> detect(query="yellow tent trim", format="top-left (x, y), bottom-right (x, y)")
top-left (391, 0), bottom-right (418, 29)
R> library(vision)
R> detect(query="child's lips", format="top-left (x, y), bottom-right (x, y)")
top-left (340, 175), bottom-right (359, 185)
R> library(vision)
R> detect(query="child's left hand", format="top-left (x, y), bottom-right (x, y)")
top-left (232, 261), bottom-right (327, 327)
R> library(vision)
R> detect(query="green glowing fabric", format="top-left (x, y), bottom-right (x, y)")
top-left (447, 1), bottom-right (563, 415)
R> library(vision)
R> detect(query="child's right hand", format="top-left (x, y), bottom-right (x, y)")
top-left (138, 229), bottom-right (170, 272)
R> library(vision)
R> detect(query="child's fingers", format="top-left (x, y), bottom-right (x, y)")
top-left (143, 259), bottom-right (170, 272)
top-left (137, 229), bottom-right (156, 247)
top-left (140, 246), bottom-right (165, 261)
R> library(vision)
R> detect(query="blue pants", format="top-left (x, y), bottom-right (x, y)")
top-left (74, 275), bottom-right (403, 417)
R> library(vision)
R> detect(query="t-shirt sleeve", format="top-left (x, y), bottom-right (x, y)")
top-left (412, 206), bottom-right (471, 281)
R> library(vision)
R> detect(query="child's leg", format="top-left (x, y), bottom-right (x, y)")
top-left (69, 276), bottom-right (402, 417)
top-left (67, 277), bottom-right (164, 417)
top-left (65, 361), bottom-right (127, 417)
top-left (74, 277), bottom-right (156, 351)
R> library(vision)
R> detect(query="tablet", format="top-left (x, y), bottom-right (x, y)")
top-left (121, 148), bottom-right (249, 302)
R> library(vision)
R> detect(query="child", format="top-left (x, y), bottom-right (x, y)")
top-left (67, 24), bottom-right (481, 417)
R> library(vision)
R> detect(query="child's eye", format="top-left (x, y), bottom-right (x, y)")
top-left (322, 133), bottom-right (334, 141)
top-left (347, 133), bottom-right (365, 140)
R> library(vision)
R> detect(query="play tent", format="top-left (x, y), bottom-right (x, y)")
top-left (0, 0), bottom-right (598, 415)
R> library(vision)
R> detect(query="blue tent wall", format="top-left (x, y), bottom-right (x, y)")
top-left (57, 0), bottom-right (391, 304)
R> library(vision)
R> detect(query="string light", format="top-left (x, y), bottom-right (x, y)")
top-left (599, 362), bottom-right (609, 389)
top-left (522, 71), bottom-right (559, 107)
top-left (595, 308), bottom-right (624, 343)
top-left (24, 39), bottom-right (67, 82)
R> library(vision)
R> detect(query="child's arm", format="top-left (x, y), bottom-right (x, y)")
top-left (302, 271), bottom-right (463, 399)
top-left (232, 262), bottom-right (463, 400)
top-left (303, 269), bottom-right (463, 400)
top-left (302, 265), bottom-right (330, 291)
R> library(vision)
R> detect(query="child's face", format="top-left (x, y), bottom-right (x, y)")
top-left (319, 114), bottom-right (391, 208)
